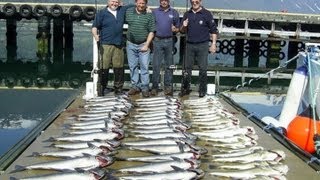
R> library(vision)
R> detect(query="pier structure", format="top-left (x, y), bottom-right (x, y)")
top-left (1, 3), bottom-right (320, 90)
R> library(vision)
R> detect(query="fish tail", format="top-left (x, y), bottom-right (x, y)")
top-left (32, 152), bottom-right (41, 157)
top-left (9, 177), bottom-right (18, 180)
top-left (11, 165), bottom-right (26, 173)
top-left (45, 137), bottom-right (56, 142)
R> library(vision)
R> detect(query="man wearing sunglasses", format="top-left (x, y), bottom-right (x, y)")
top-left (180, 0), bottom-right (218, 98)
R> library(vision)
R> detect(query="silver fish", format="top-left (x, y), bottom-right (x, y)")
top-left (51, 139), bottom-right (120, 149)
top-left (122, 138), bottom-right (195, 146)
top-left (209, 164), bottom-right (289, 179)
top-left (192, 126), bottom-right (255, 138)
top-left (14, 155), bottom-right (113, 171)
top-left (69, 120), bottom-right (122, 130)
top-left (206, 140), bottom-right (257, 149)
top-left (118, 168), bottom-right (204, 180)
top-left (217, 161), bottom-right (271, 170)
top-left (211, 146), bottom-right (264, 158)
top-left (118, 152), bottom-right (200, 162)
top-left (130, 126), bottom-right (185, 134)
top-left (65, 128), bottom-right (105, 135)
top-left (11, 168), bottom-right (106, 180)
top-left (118, 158), bottom-right (200, 173)
top-left (205, 134), bottom-right (259, 144)
top-left (134, 131), bottom-right (197, 140)
top-left (125, 143), bottom-right (207, 155)
top-left (33, 143), bottom-right (112, 158)
top-left (212, 150), bottom-right (286, 163)
top-left (50, 129), bottom-right (124, 142)
top-left (130, 118), bottom-right (183, 126)
top-left (132, 123), bottom-right (190, 130)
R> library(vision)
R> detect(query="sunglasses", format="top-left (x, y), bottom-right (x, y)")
top-left (191, 1), bottom-right (200, 4)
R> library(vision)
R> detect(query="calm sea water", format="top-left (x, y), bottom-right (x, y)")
top-left (0, 89), bottom-right (78, 156)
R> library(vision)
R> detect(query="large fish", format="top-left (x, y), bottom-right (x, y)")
top-left (118, 167), bottom-right (204, 180)
top-left (134, 131), bottom-right (197, 140)
top-left (118, 158), bottom-right (200, 173)
top-left (130, 126), bottom-right (186, 134)
top-left (51, 139), bottom-right (120, 149)
top-left (132, 122), bottom-right (191, 130)
top-left (69, 120), bottom-right (122, 130)
top-left (192, 126), bottom-right (255, 138)
top-left (118, 152), bottom-right (201, 162)
top-left (134, 105), bottom-right (180, 112)
top-left (205, 135), bottom-right (259, 145)
top-left (33, 143), bottom-right (113, 158)
top-left (209, 164), bottom-right (289, 179)
top-left (49, 129), bottom-right (124, 142)
top-left (130, 118), bottom-right (184, 126)
top-left (10, 168), bottom-right (106, 180)
top-left (206, 140), bottom-right (257, 149)
top-left (212, 150), bottom-right (286, 163)
top-left (122, 138), bottom-right (195, 146)
top-left (13, 155), bottom-right (113, 172)
top-left (211, 146), bottom-right (264, 158)
top-left (125, 142), bottom-right (207, 155)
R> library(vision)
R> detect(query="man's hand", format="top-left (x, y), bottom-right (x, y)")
top-left (140, 44), bottom-right (149, 52)
top-left (183, 18), bottom-right (189, 27)
top-left (209, 43), bottom-right (216, 54)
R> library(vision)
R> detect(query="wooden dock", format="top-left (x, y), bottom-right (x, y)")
top-left (0, 90), bottom-right (319, 179)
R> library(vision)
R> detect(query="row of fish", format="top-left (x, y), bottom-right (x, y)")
top-left (183, 97), bottom-right (289, 179)
top-left (113, 96), bottom-right (206, 179)
top-left (10, 93), bottom-right (289, 180)
top-left (11, 94), bottom-right (132, 179)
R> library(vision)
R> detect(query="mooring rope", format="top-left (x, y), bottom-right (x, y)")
top-left (223, 52), bottom-right (302, 93)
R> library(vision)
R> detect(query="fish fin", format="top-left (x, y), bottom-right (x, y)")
top-left (170, 156), bottom-right (182, 161)
top-left (87, 142), bottom-right (98, 148)
top-left (82, 153), bottom-right (92, 157)
top-left (171, 165), bottom-right (184, 171)
top-left (74, 167), bottom-right (86, 173)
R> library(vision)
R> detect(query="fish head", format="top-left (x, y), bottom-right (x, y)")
top-left (273, 164), bottom-right (289, 175)
top-left (269, 150), bottom-right (286, 162)
top-left (105, 140), bottom-right (121, 148)
top-left (189, 168), bottom-right (205, 179)
top-left (178, 137), bottom-right (195, 145)
top-left (111, 128), bottom-right (124, 140)
top-left (88, 168), bottom-right (107, 180)
top-left (184, 158), bottom-right (201, 169)
top-left (96, 155), bottom-right (114, 167)
top-left (245, 126), bottom-right (256, 135)
top-left (188, 144), bottom-right (208, 155)
top-left (191, 151), bottom-right (201, 159)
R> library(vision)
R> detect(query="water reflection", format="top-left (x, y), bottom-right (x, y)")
top-left (0, 89), bottom-right (78, 156)
top-left (225, 92), bottom-right (286, 119)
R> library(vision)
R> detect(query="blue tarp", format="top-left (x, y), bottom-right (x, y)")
top-left (3, 0), bottom-right (320, 14)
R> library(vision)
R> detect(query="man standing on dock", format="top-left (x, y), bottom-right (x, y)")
top-left (92, 0), bottom-right (133, 96)
top-left (125, 0), bottom-right (155, 98)
top-left (179, 0), bottom-right (218, 97)
top-left (150, 0), bottom-right (180, 96)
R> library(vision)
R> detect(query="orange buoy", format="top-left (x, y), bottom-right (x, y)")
top-left (287, 115), bottom-right (320, 153)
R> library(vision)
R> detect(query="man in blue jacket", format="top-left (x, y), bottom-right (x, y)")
top-left (92, 0), bottom-right (133, 96)
top-left (180, 0), bottom-right (218, 97)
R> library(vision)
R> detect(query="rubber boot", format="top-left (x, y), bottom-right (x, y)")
top-left (97, 69), bottom-right (109, 96)
top-left (199, 70), bottom-right (207, 97)
top-left (179, 70), bottom-right (191, 97)
top-left (114, 67), bottom-right (124, 95)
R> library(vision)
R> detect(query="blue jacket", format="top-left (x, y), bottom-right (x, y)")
top-left (92, 5), bottom-right (133, 46)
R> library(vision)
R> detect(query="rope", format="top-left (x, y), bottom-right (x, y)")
top-left (223, 52), bottom-right (301, 93)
